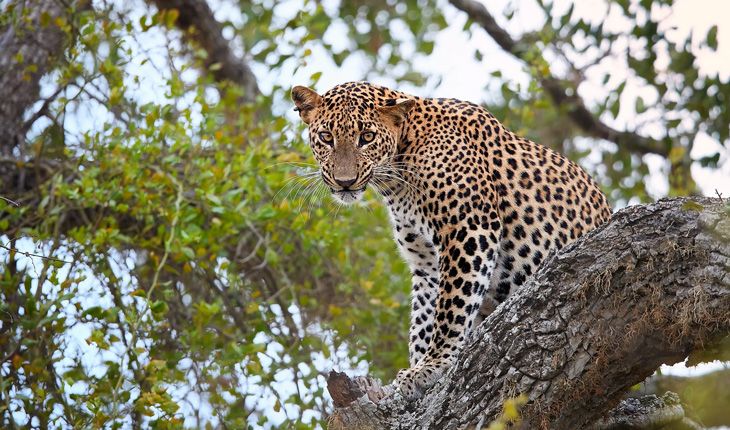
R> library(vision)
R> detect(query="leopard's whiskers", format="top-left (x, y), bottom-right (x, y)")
top-left (273, 173), bottom-right (314, 203)
top-left (296, 177), bottom-right (323, 213)
top-left (306, 181), bottom-right (328, 214)
top-left (282, 174), bottom-right (318, 206)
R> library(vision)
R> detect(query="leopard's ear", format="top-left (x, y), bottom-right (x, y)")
top-left (291, 86), bottom-right (322, 124)
top-left (377, 98), bottom-right (415, 127)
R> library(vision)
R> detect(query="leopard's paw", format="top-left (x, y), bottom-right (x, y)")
top-left (394, 360), bottom-right (449, 401)
top-left (394, 367), bottom-right (425, 401)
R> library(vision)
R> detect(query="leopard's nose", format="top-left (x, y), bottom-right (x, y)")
top-left (334, 177), bottom-right (356, 189)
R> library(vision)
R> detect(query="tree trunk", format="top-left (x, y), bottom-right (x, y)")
top-left (0, 0), bottom-right (82, 156)
top-left (327, 197), bottom-right (730, 430)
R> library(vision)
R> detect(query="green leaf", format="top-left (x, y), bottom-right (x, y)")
top-left (420, 40), bottom-right (435, 55)
top-left (609, 97), bottom-right (621, 118)
top-left (83, 306), bottom-right (105, 319)
top-left (164, 9), bottom-right (179, 28)
top-left (698, 152), bottom-right (720, 167)
top-left (181, 246), bottom-right (195, 260)
top-left (150, 300), bottom-right (168, 317)
top-left (560, 4), bottom-right (574, 27)
top-left (706, 25), bottom-right (718, 50)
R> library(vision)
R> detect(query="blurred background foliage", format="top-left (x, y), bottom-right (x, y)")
top-left (0, 0), bottom-right (727, 428)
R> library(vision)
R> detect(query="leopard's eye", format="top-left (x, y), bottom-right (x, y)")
top-left (359, 131), bottom-right (375, 147)
top-left (318, 131), bottom-right (334, 146)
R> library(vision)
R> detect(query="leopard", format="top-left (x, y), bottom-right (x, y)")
top-left (291, 81), bottom-right (612, 401)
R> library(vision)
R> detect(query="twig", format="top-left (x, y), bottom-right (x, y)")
top-left (21, 85), bottom-right (66, 133)
top-left (0, 195), bottom-right (20, 207)
top-left (0, 243), bottom-right (73, 264)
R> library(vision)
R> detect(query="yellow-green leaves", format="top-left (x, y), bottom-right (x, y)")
top-left (487, 395), bottom-right (528, 430)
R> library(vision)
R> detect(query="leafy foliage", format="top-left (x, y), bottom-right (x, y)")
top-left (0, 0), bottom-right (727, 428)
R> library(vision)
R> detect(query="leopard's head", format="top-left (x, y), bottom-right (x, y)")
top-left (291, 82), bottom-right (414, 204)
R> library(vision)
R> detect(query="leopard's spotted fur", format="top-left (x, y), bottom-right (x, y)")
top-left (291, 81), bottom-right (611, 400)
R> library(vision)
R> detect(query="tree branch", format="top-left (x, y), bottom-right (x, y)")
top-left (149, 0), bottom-right (259, 103)
top-left (631, 367), bottom-right (730, 427)
top-left (326, 197), bottom-right (730, 429)
top-left (448, 0), bottom-right (669, 157)
top-left (589, 392), bottom-right (702, 430)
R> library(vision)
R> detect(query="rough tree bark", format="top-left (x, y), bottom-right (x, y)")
top-left (0, 0), bottom-right (87, 156)
top-left (327, 197), bottom-right (730, 430)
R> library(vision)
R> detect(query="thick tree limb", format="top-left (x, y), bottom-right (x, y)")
top-left (590, 392), bottom-right (702, 430)
top-left (150, 0), bottom-right (259, 103)
top-left (326, 197), bottom-right (730, 429)
top-left (448, 0), bottom-right (669, 157)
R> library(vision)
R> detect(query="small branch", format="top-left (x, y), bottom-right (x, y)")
top-left (327, 371), bottom-right (394, 408)
top-left (0, 195), bottom-right (20, 207)
top-left (20, 85), bottom-right (66, 134)
top-left (715, 189), bottom-right (725, 202)
top-left (149, 0), bottom-right (260, 103)
top-left (0, 243), bottom-right (73, 264)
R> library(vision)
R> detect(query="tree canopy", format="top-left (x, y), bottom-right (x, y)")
top-left (0, 0), bottom-right (728, 428)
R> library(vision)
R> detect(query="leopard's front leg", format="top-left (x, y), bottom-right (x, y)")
top-left (392, 221), bottom-right (440, 367)
top-left (408, 265), bottom-right (439, 367)
top-left (395, 220), bottom-right (501, 400)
